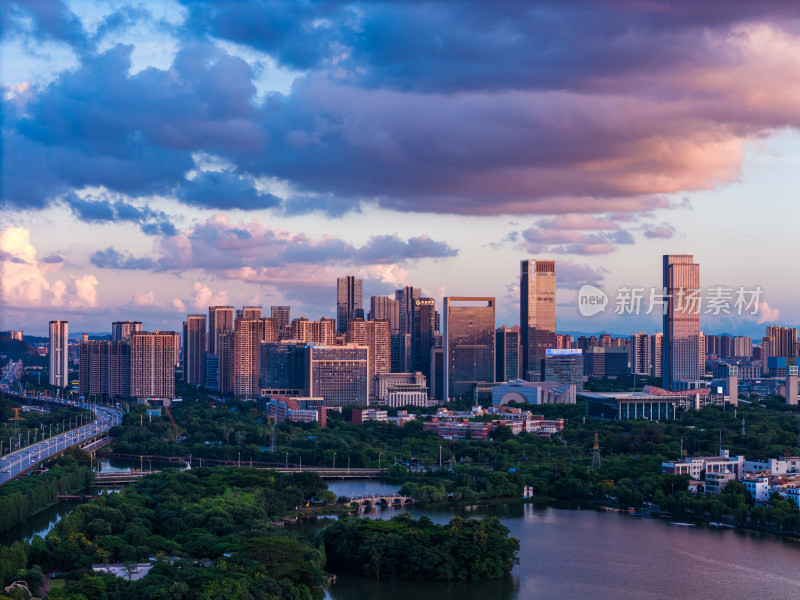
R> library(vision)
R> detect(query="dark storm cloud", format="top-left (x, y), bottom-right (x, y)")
top-left (90, 247), bottom-right (158, 270)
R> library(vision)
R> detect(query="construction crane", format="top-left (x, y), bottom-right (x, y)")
top-left (163, 406), bottom-right (185, 441)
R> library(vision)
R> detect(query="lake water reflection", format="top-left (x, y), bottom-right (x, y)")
top-left (322, 481), bottom-right (800, 600)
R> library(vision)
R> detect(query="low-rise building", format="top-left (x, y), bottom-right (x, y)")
top-left (492, 379), bottom-right (576, 406)
top-left (704, 471), bottom-right (737, 494)
top-left (743, 476), bottom-right (770, 502)
top-left (352, 408), bottom-right (388, 424)
top-left (423, 418), bottom-right (492, 441)
top-left (387, 410), bottom-right (416, 427)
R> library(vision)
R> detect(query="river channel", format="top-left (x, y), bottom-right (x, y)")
top-left (319, 480), bottom-right (800, 600)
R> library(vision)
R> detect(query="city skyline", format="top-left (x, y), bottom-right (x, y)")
top-left (2, 1), bottom-right (799, 337)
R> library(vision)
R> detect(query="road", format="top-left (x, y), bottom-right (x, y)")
top-left (0, 397), bottom-right (123, 485)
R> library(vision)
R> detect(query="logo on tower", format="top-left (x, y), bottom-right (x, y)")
top-left (577, 284), bottom-right (608, 317)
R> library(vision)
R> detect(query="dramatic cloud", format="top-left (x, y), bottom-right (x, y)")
top-left (0, 226), bottom-right (100, 310)
top-left (3, 1), bottom-right (799, 219)
top-left (520, 214), bottom-right (637, 256)
top-left (91, 215), bottom-right (457, 275)
top-left (62, 192), bottom-right (177, 236)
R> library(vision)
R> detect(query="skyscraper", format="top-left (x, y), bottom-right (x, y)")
top-left (130, 331), bottom-right (177, 399)
top-left (662, 254), bottom-right (700, 389)
top-left (207, 306), bottom-right (234, 355)
top-left (183, 315), bottom-right (207, 386)
top-left (237, 306), bottom-right (263, 320)
top-left (49, 320), bottom-right (69, 388)
top-left (520, 259), bottom-right (556, 380)
top-left (412, 298), bottom-right (437, 386)
top-left (496, 325), bottom-right (521, 382)
top-left (443, 297), bottom-right (495, 400)
top-left (766, 325), bottom-right (798, 358)
top-left (291, 317), bottom-right (336, 345)
top-left (629, 332), bottom-right (652, 376)
top-left (348, 318), bottom-right (391, 391)
top-left (271, 306), bottom-right (291, 338)
top-left (650, 333), bottom-right (663, 378)
top-left (336, 275), bottom-right (363, 334)
top-left (111, 321), bottom-right (142, 343)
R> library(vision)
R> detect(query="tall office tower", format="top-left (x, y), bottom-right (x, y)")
top-left (271, 306), bottom-right (291, 337)
top-left (130, 331), bottom-right (177, 399)
top-left (49, 320), bottom-right (69, 388)
top-left (724, 365), bottom-right (739, 407)
top-left (208, 306), bottom-right (235, 355)
top-left (369, 296), bottom-right (399, 327)
top-left (629, 332), bottom-right (652, 376)
top-left (412, 298), bottom-right (437, 385)
top-left (443, 297), bottom-right (495, 400)
top-left (394, 287), bottom-right (423, 371)
top-left (543, 349), bottom-right (584, 390)
top-left (305, 345), bottom-right (369, 406)
top-left (662, 254), bottom-right (701, 390)
top-left (217, 331), bottom-right (234, 394)
top-left (348, 319), bottom-right (391, 389)
top-left (232, 318), bottom-right (259, 397)
top-left (766, 325), bottom-right (798, 357)
top-left (650, 333), bottom-right (663, 378)
top-left (520, 259), bottom-right (556, 380)
top-left (430, 347), bottom-right (445, 401)
top-left (111, 321), bottom-right (142, 343)
top-left (496, 325), bottom-right (521, 382)
top-left (291, 317), bottom-right (336, 345)
top-left (236, 306), bottom-right (263, 320)
top-left (336, 275), bottom-right (363, 334)
top-left (182, 315), bottom-right (207, 386)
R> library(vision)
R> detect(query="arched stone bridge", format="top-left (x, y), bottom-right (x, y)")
top-left (350, 493), bottom-right (415, 510)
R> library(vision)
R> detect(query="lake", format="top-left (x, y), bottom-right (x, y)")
top-left (320, 481), bottom-right (800, 599)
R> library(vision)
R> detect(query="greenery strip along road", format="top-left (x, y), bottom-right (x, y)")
top-left (0, 394), bottom-right (123, 486)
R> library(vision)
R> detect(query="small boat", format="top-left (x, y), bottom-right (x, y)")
top-left (670, 522), bottom-right (696, 527)
top-left (709, 522), bottom-right (735, 528)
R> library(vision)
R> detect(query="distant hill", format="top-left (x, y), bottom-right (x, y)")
top-left (0, 335), bottom-right (47, 366)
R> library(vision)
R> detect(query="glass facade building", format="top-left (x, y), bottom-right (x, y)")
top-left (662, 254), bottom-right (700, 389)
top-left (306, 346), bottom-right (369, 406)
top-left (443, 297), bottom-right (495, 400)
top-left (520, 260), bottom-right (556, 379)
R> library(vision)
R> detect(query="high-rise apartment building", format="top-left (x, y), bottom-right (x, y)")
top-left (650, 333), bottom-right (663, 378)
top-left (336, 275), bottom-right (363, 334)
top-left (111, 321), bottom-right (142, 343)
top-left (369, 296), bottom-right (399, 328)
top-left (496, 325), bottom-right (521, 382)
top-left (348, 318), bottom-right (391, 389)
top-left (49, 320), bottom-right (69, 388)
top-left (259, 342), bottom-right (307, 392)
top-left (237, 306), bottom-right (263, 320)
top-left (629, 332), bottom-right (652, 376)
top-left (183, 315), bottom-right (207, 386)
top-left (443, 297), bottom-right (495, 400)
top-left (520, 259), bottom-right (556, 379)
top-left (271, 306), bottom-right (291, 338)
top-left (305, 346), bottom-right (369, 406)
top-left (79, 337), bottom-right (131, 398)
top-left (130, 331), bottom-right (177, 399)
top-left (662, 254), bottom-right (701, 389)
top-left (207, 306), bottom-right (234, 355)
top-left (766, 326), bottom-right (798, 358)
top-left (291, 317), bottom-right (336, 345)
top-left (233, 318), bottom-right (258, 398)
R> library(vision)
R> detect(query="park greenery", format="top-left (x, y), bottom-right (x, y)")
top-left (321, 513), bottom-right (519, 580)
top-left (0, 448), bottom-right (93, 533)
top-left (1, 468), bottom-right (334, 599)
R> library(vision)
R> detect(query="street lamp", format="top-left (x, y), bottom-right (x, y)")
top-left (238, 452), bottom-right (241, 467)
top-left (333, 452), bottom-right (336, 470)
top-left (140, 455), bottom-right (143, 472)
top-left (379, 452), bottom-right (382, 470)
top-left (285, 452), bottom-right (288, 469)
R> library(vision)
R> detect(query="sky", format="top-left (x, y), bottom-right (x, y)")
top-left (1, 0), bottom-right (799, 338)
